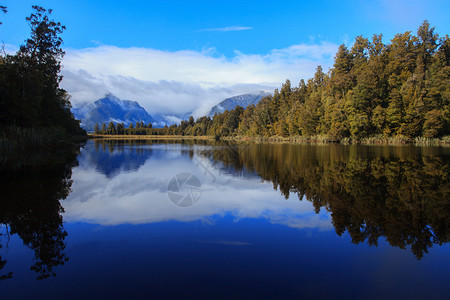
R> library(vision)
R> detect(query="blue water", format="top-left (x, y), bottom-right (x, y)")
top-left (0, 140), bottom-right (449, 299)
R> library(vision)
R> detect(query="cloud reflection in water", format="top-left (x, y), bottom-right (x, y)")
top-left (63, 142), bottom-right (332, 230)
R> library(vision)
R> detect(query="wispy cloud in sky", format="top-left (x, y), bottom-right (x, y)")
top-left (61, 42), bottom-right (338, 116)
top-left (198, 26), bottom-right (253, 32)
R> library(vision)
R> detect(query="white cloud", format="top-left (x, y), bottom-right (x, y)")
top-left (198, 26), bottom-right (253, 32)
top-left (61, 42), bottom-right (338, 116)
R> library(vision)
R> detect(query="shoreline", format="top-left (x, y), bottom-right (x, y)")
top-left (88, 134), bottom-right (212, 140)
top-left (89, 134), bottom-right (450, 145)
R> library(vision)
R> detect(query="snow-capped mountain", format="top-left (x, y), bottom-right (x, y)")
top-left (180, 91), bottom-right (270, 121)
top-left (72, 94), bottom-right (153, 131)
top-left (71, 91), bottom-right (270, 130)
top-left (207, 91), bottom-right (270, 117)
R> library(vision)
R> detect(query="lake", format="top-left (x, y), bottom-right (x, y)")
top-left (0, 140), bottom-right (449, 299)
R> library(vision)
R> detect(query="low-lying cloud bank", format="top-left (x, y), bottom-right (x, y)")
top-left (61, 42), bottom-right (338, 116)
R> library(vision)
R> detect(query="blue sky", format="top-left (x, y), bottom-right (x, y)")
top-left (2, 0), bottom-right (449, 54)
top-left (1, 0), bottom-right (449, 116)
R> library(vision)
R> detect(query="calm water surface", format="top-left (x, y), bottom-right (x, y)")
top-left (0, 140), bottom-right (449, 299)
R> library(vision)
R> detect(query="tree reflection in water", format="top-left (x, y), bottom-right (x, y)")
top-left (0, 140), bottom-right (447, 282)
top-left (0, 146), bottom-right (80, 280)
top-left (201, 143), bottom-right (450, 259)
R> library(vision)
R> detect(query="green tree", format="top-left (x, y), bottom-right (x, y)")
top-left (116, 122), bottom-right (124, 135)
top-left (20, 7), bottom-right (71, 126)
top-left (416, 20), bottom-right (439, 79)
top-left (330, 44), bottom-right (354, 97)
top-left (423, 109), bottom-right (444, 137)
top-left (0, 6), bottom-right (83, 136)
top-left (350, 35), bottom-right (369, 79)
top-left (101, 123), bottom-right (106, 134)
top-left (238, 104), bottom-right (255, 136)
top-left (107, 121), bottom-right (116, 135)
top-left (94, 123), bottom-right (100, 134)
top-left (188, 116), bottom-right (195, 126)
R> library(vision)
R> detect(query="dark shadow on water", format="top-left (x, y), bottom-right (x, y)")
top-left (0, 144), bottom-right (82, 280)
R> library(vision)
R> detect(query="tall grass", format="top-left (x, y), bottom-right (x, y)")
top-left (0, 126), bottom-right (70, 156)
top-left (223, 134), bottom-right (450, 145)
top-left (0, 126), bottom-right (83, 170)
top-left (415, 136), bottom-right (450, 145)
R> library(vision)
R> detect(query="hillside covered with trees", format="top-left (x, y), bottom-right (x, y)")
top-left (98, 21), bottom-right (449, 142)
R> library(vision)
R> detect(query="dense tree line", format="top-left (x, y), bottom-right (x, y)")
top-left (95, 115), bottom-right (214, 136)
top-left (0, 6), bottom-right (85, 137)
top-left (100, 21), bottom-right (449, 142)
top-left (217, 20), bottom-right (449, 141)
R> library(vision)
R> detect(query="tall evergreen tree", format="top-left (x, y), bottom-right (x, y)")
top-left (0, 6), bottom-right (84, 135)
top-left (94, 123), bottom-right (100, 134)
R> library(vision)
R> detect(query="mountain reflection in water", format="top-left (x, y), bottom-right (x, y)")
top-left (65, 140), bottom-right (450, 260)
top-left (0, 139), bottom-right (449, 290)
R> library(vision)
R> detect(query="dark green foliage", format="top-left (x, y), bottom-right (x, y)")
top-left (101, 123), bottom-right (107, 134)
top-left (225, 20), bottom-right (448, 141)
top-left (0, 126), bottom-right (74, 157)
top-left (0, 142), bottom-right (81, 279)
top-left (0, 6), bottom-right (85, 138)
top-left (116, 122), bottom-right (124, 134)
top-left (107, 121), bottom-right (116, 135)
top-left (94, 123), bottom-right (100, 134)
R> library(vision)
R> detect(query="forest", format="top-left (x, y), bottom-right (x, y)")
top-left (0, 6), bottom-right (86, 152)
top-left (98, 21), bottom-right (449, 142)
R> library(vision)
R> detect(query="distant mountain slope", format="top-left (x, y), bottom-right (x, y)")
top-left (72, 94), bottom-right (153, 131)
top-left (208, 91), bottom-right (270, 117)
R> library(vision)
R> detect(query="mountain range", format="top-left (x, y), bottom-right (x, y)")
top-left (72, 94), bottom-right (153, 131)
top-left (72, 91), bottom-right (270, 131)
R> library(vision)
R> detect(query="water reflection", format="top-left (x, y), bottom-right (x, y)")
top-left (0, 139), bottom-right (449, 289)
top-left (201, 143), bottom-right (450, 259)
top-left (65, 140), bottom-right (331, 230)
top-left (79, 140), bottom-right (153, 178)
top-left (1, 140), bottom-right (447, 283)
top-left (66, 140), bottom-right (449, 260)
top-left (0, 146), bottom-right (81, 280)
